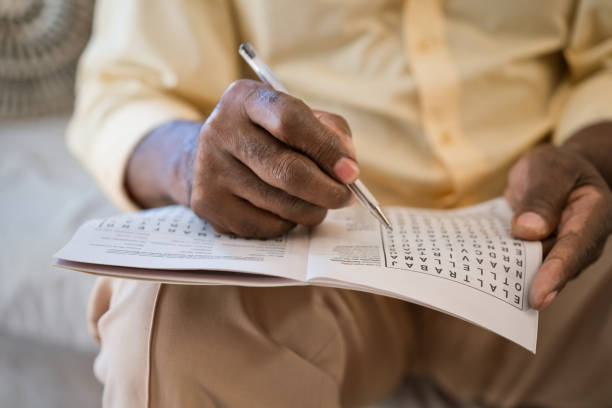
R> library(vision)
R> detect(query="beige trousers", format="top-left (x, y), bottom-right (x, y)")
top-left (89, 239), bottom-right (612, 408)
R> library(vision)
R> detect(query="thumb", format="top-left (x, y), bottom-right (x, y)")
top-left (507, 152), bottom-right (575, 240)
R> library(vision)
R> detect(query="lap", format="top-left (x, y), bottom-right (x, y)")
top-left (93, 283), bottom-right (415, 408)
top-left (91, 237), bottom-right (612, 407)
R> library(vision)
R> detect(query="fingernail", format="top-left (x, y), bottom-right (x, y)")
top-left (334, 157), bottom-right (360, 184)
top-left (516, 212), bottom-right (548, 236)
top-left (540, 290), bottom-right (558, 309)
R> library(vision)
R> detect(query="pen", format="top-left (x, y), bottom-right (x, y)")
top-left (239, 42), bottom-right (392, 230)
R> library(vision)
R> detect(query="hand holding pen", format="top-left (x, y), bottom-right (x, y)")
top-left (141, 46), bottom-right (383, 239)
top-left (239, 42), bottom-right (391, 229)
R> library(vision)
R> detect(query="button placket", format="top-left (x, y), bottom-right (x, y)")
top-left (403, 0), bottom-right (487, 198)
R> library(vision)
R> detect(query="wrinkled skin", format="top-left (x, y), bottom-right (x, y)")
top-left (126, 80), bottom-right (359, 238)
top-left (505, 124), bottom-right (612, 310)
top-left (126, 78), bottom-right (612, 311)
top-left (189, 80), bottom-right (359, 237)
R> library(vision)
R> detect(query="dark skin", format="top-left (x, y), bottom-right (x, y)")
top-left (505, 123), bottom-right (612, 309)
top-left (126, 79), bottom-right (612, 311)
top-left (127, 80), bottom-right (359, 236)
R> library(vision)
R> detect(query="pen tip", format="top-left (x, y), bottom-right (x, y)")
top-left (376, 208), bottom-right (392, 230)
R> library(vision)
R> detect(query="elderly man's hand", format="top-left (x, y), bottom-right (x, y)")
top-left (504, 123), bottom-right (612, 310)
top-left (127, 79), bottom-right (358, 238)
top-left (188, 80), bottom-right (358, 237)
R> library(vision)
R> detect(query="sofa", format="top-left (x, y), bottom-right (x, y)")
top-left (1, 114), bottom-right (109, 407)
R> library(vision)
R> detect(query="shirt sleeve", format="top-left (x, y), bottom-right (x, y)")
top-left (67, 0), bottom-right (239, 211)
top-left (554, 0), bottom-right (612, 144)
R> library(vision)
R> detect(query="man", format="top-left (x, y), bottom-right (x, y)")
top-left (68, 0), bottom-right (612, 406)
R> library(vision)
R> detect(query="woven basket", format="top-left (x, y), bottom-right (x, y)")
top-left (0, 0), bottom-right (94, 118)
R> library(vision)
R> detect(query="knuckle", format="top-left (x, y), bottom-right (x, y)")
top-left (253, 85), bottom-right (282, 106)
top-left (276, 98), bottom-right (308, 136)
top-left (312, 131), bottom-right (341, 163)
top-left (245, 85), bottom-right (284, 126)
top-left (271, 152), bottom-right (306, 187)
top-left (325, 112), bottom-right (351, 136)
top-left (226, 78), bottom-right (257, 96)
top-left (334, 114), bottom-right (350, 131)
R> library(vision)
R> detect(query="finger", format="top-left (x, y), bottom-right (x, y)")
top-left (541, 236), bottom-right (556, 257)
top-left (209, 195), bottom-right (296, 238)
top-left (226, 158), bottom-right (328, 226)
top-left (312, 110), bottom-right (356, 158)
top-left (230, 197), bottom-right (297, 238)
top-left (227, 125), bottom-right (353, 209)
top-left (190, 175), bottom-right (296, 239)
top-left (507, 148), bottom-right (577, 240)
top-left (208, 221), bottom-right (231, 236)
top-left (242, 84), bottom-right (360, 184)
top-left (529, 185), bottom-right (611, 309)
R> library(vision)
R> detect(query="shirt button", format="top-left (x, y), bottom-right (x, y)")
top-left (417, 38), bottom-right (435, 53)
top-left (440, 130), bottom-right (452, 145)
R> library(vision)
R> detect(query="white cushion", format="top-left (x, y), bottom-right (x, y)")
top-left (0, 115), bottom-right (116, 350)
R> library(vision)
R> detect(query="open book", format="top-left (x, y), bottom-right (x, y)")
top-left (54, 198), bottom-right (541, 352)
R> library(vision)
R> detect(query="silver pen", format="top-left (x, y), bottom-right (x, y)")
top-left (239, 42), bottom-right (392, 230)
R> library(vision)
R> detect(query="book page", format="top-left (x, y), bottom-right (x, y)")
top-left (54, 259), bottom-right (304, 287)
top-left (55, 206), bottom-right (309, 281)
top-left (306, 198), bottom-right (541, 352)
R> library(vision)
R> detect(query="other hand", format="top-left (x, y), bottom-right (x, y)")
top-left (505, 138), bottom-right (612, 310)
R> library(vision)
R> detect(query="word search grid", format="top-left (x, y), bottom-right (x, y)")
top-left (380, 204), bottom-right (527, 310)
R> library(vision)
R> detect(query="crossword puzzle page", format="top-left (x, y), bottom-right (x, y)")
top-left (307, 198), bottom-right (541, 351)
top-left (55, 205), bottom-right (310, 281)
top-left (56, 198), bottom-right (540, 351)
top-left (381, 203), bottom-right (528, 309)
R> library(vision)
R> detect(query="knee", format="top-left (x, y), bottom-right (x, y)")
top-left (150, 284), bottom-right (347, 373)
top-left (148, 285), bottom-right (409, 407)
top-left (146, 285), bottom-right (351, 406)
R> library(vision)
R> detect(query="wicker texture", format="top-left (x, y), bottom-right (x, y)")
top-left (0, 0), bottom-right (94, 118)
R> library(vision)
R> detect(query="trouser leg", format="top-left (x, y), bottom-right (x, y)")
top-left (90, 279), bottom-right (162, 408)
top-left (149, 285), bottom-right (415, 407)
top-left (91, 282), bottom-right (416, 408)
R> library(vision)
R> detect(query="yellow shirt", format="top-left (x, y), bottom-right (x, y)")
top-left (67, 0), bottom-right (612, 211)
